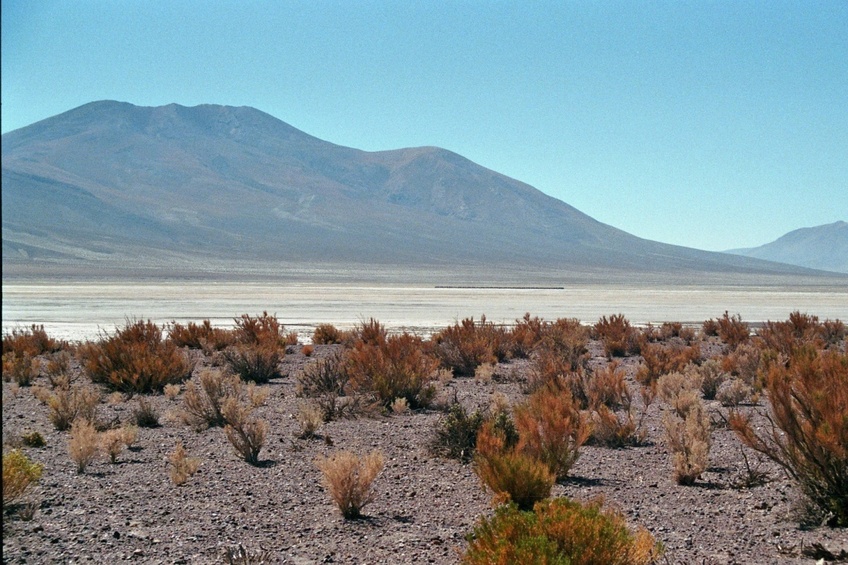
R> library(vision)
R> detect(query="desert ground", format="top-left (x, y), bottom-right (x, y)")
top-left (2, 315), bottom-right (847, 565)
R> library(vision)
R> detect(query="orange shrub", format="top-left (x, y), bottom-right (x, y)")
top-left (636, 341), bottom-right (700, 388)
top-left (312, 323), bottom-right (346, 345)
top-left (168, 319), bottom-right (234, 350)
top-left (514, 385), bottom-right (591, 480)
top-left (233, 312), bottom-right (287, 347)
top-left (594, 314), bottom-right (639, 357)
top-left (2, 324), bottom-right (62, 357)
top-left (730, 345), bottom-right (848, 526)
top-left (474, 421), bottom-right (554, 511)
top-left (344, 332), bottom-right (438, 408)
top-left (717, 311), bottom-right (749, 349)
top-left (81, 320), bottom-right (193, 394)
top-left (432, 316), bottom-right (501, 377)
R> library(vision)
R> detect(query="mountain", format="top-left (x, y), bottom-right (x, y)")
top-left (727, 221), bottom-right (848, 274)
top-left (0, 101), bottom-right (834, 281)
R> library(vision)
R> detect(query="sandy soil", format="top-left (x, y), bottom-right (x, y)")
top-left (3, 339), bottom-right (847, 564)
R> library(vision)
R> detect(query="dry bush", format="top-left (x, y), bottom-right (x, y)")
top-left (716, 378), bottom-right (753, 407)
top-left (20, 431), bottom-right (46, 448)
top-left (462, 497), bottom-right (663, 565)
top-left (222, 544), bottom-right (272, 564)
top-left (702, 318), bottom-right (720, 337)
top-left (301, 344), bottom-right (314, 357)
top-left (47, 384), bottom-right (100, 431)
top-left (585, 361), bottom-right (629, 411)
top-left (538, 317), bottom-right (589, 370)
top-left (474, 421), bottom-right (555, 511)
top-left (2, 324), bottom-right (61, 357)
top-left (721, 341), bottom-right (762, 385)
top-left (507, 313), bottom-right (546, 359)
top-left (474, 362), bottom-right (496, 384)
top-left (390, 396), bottom-right (409, 414)
top-left (132, 397), bottom-right (160, 428)
top-left (163, 383), bottom-right (180, 400)
top-left (348, 318), bottom-right (387, 347)
top-left (101, 428), bottom-right (127, 463)
top-left (297, 352), bottom-right (358, 421)
top-left (344, 333), bottom-right (438, 409)
top-left (430, 402), bottom-right (486, 463)
top-left (514, 385), bottom-right (591, 479)
top-left (169, 441), bottom-right (200, 486)
top-left (590, 405), bottom-right (644, 448)
top-left (657, 372), bottom-right (701, 419)
top-left (593, 314), bottom-right (639, 358)
top-left (222, 397), bottom-right (268, 465)
top-left (433, 316), bottom-right (503, 377)
top-left (3, 450), bottom-right (43, 508)
top-left (717, 311), bottom-right (749, 349)
top-left (2, 352), bottom-right (40, 386)
top-left (312, 324), bottom-right (346, 345)
top-left (68, 419), bottom-right (100, 473)
top-left (168, 319), bottom-right (234, 350)
top-left (729, 346), bottom-right (848, 526)
top-left (232, 311), bottom-right (287, 347)
top-left (663, 398), bottom-right (711, 485)
top-left (181, 369), bottom-right (243, 431)
top-left (636, 341), bottom-right (700, 388)
top-left (80, 319), bottom-right (192, 394)
top-left (222, 342), bottom-right (283, 384)
top-left (316, 450), bottom-right (384, 519)
top-left (45, 351), bottom-right (72, 387)
top-left (296, 402), bottom-right (323, 439)
top-left (246, 382), bottom-right (270, 407)
top-left (687, 358), bottom-right (729, 400)
top-left (526, 345), bottom-right (585, 396)
top-left (819, 318), bottom-right (846, 346)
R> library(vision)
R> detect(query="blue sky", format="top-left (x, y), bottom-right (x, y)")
top-left (2, 1), bottom-right (846, 251)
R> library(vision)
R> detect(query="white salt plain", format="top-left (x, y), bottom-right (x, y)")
top-left (3, 280), bottom-right (847, 343)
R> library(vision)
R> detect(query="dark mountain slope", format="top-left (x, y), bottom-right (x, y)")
top-left (1, 101), bottom-right (829, 277)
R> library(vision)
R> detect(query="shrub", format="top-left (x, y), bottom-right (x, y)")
top-left (2, 324), bottom-right (60, 357)
top-left (717, 311), bottom-right (749, 349)
top-left (463, 497), bottom-right (663, 565)
top-left (47, 384), bottom-right (100, 431)
top-left (594, 314), bottom-right (639, 358)
top-left (702, 318), bottom-right (720, 337)
top-left (316, 450), bottom-right (384, 519)
top-left (526, 345), bottom-right (582, 395)
top-left (514, 385), bottom-right (591, 479)
top-left (716, 378), bottom-right (753, 407)
top-left (663, 398), bottom-right (711, 485)
top-left (507, 313), bottom-right (546, 359)
top-left (430, 402), bottom-right (486, 463)
top-left (3, 450), bottom-right (43, 507)
top-left (81, 319), bottom-right (193, 394)
top-left (344, 333), bottom-right (438, 409)
top-left (44, 351), bottom-right (72, 388)
top-left (585, 361), bottom-right (630, 411)
top-left (2, 352), bottom-right (40, 386)
top-left (222, 397), bottom-right (268, 465)
top-left (132, 397), bottom-right (161, 428)
top-left (538, 318), bottom-right (588, 369)
top-left (297, 352), bottom-right (357, 421)
top-left (168, 319), bottom-right (233, 350)
top-left (433, 316), bottom-right (502, 377)
top-left (222, 342), bottom-right (283, 383)
top-left (169, 441), bottom-right (200, 486)
top-left (20, 431), bottom-right (46, 448)
top-left (181, 369), bottom-right (243, 431)
top-left (590, 405), bottom-right (643, 448)
top-left (348, 318), bottom-right (387, 347)
top-left (312, 324), bottom-right (346, 345)
top-left (636, 341), bottom-right (700, 388)
top-left (68, 419), bottom-right (99, 473)
top-left (729, 346), bottom-right (848, 526)
top-left (101, 428), bottom-right (127, 464)
top-left (232, 311), bottom-right (287, 347)
top-left (656, 372), bottom-right (700, 419)
top-left (296, 401), bottom-right (323, 439)
top-left (721, 341), bottom-right (762, 385)
top-left (474, 421), bottom-right (554, 511)
top-left (163, 383), bottom-right (181, 400)
top-left (688, 358), bottom-right (728, 400)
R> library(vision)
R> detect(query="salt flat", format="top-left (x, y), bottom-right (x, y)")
top-left (4, 278), bottom-right (847, 343)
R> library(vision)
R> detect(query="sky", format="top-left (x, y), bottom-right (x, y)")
top-left (2, 1), bottom-right (846, 252)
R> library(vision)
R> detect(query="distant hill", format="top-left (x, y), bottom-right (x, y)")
top-left (727, 221), bottom-right (848, 274)
top-left (0, 101), bottom-right (834, 280)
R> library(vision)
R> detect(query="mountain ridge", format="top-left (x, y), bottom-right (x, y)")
top-left (727, 221), bottom-right (848, 274)
top-left (2, 101), bottom-right (840, 280)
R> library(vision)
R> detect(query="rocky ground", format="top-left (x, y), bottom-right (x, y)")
top-left (3, 336), bottom-right (847, 565)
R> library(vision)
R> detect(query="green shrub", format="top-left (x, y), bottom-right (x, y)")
top-left (730, 345), bottom-right (848, 526)
top-left (463, 498), bottom-right (663, 565)
top-left (430, 403), bottom-right (486, 463)
top-left (3, 450), bottom-right (43, 507)
top-left (81, 319), bottom-right (192, 394)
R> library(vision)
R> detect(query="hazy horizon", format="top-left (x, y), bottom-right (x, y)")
top-left (3, 2), bottom-right (846, 252)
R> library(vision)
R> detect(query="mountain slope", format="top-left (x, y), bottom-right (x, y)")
top-left (727, 221), bottom-right (848, 274)
top-left (0, 101), bottom-right (829, 278)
